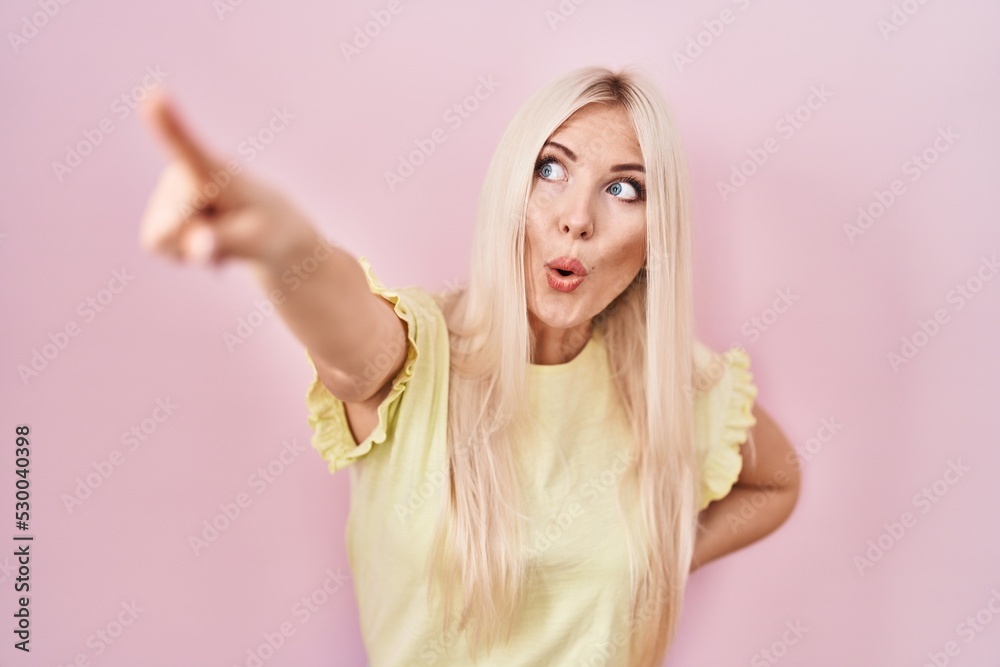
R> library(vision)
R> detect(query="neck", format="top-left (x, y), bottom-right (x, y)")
top-left (528, 314), bottom-right (593, 365)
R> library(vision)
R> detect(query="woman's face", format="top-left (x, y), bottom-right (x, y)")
top-left (524, 102), bottom-right (647, 335)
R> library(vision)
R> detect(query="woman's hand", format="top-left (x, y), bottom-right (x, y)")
top-left (136, 86), bottom-right (409, 410)
top-left (137, 87), bottom-right (315, 272)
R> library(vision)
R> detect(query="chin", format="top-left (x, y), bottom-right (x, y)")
top-left (528, 295), bottom-right (590, 330)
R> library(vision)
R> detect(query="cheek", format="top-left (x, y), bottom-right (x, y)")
top-left (608, 220), bottom-right (646, 264)
top-left (527, 181), bottom-right (561, 224)
top-left (525, 195), bottom-right (545, 234)
top-left (523, 218), bottom-right (539, 261)
top-left (628, 228), bottom-right (646, 264)
top-left (627, 214), bottom-right (647, 261)
top-left (599, 224), bottom-right (646, 290)
top-left (523, 199), bottom-right (550, 258)
top-left (522, 220), bottom-right (542, 292)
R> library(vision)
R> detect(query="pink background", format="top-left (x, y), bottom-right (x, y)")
top-left (3, 1), bottom-right (999, 665)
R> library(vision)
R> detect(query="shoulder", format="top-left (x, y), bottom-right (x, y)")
top-left (356, 256), bottom-right (445, 330)
top-left (691, 339), bottom-right (759, 509)
top-left (692, 339), bottom-right (751, 394)
top-left (304, 256), bottom-right (450, 475)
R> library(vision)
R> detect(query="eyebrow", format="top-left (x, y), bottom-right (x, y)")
top-left (543, 140), bottom-right (645, 174)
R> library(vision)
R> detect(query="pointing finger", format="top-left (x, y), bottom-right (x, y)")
top-left (140, 87), bottom-right (220, 183)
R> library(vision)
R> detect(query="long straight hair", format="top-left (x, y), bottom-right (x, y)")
top-left (425, 65), bottom-right (699, 666)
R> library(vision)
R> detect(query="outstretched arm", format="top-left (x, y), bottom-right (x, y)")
top-left (137, 88), bottom-right (407, 406)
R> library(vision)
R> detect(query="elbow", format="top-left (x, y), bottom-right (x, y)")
top-left (316, 364), bottom-right (380, 404)
top-left (784, 474), bottom-right (801, 523)
top-left (777, 453), bottom-right (802, 525)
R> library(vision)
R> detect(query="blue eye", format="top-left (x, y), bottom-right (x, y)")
top-left (536, 158), bottom-right (566, 181)
top-left (534, 154), bottom-right (646, 204)
top-left (609, 178), bottom-right (645, 202)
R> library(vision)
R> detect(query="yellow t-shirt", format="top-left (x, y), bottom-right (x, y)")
top-left (304, 256), bottom-right (758, 667)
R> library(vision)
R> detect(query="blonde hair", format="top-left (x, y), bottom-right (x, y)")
top-left (426, 65), bottom-right (700, 666)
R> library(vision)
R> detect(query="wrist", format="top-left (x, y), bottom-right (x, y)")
top-left (257, 205), bottom-right (323, 275)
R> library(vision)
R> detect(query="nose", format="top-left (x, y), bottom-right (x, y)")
top-left (559, 190), bottom-right (594, 240)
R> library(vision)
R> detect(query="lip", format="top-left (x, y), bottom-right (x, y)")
top-left (546, 256), bottom-right (588, 277)
top-left (545, 266), bottom-right (586, 293)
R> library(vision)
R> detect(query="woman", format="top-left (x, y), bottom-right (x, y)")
top-left (139, 65), bottom-right (800, 666)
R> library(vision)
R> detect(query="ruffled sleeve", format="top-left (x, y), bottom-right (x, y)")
top-left (304, 255), bottom-right (421, 474)
top-left (692, 341), bottom-right (759, 511)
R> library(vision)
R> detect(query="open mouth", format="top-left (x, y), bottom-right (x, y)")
top-left (545, 266), bottom-right (586, 293)
top-left (545, 256), bottom-right (588, 277)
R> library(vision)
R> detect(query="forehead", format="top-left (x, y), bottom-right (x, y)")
top-left (546, 103), bottom-right (642, 160)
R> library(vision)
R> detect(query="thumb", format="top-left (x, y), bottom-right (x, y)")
top-left (140, 87), bottom-right (222, 184)
top-left (180, 223), bottom-right (218, 265)
top-left (180, 207), bottom-right (270, 265)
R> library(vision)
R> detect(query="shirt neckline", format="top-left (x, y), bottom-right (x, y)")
top-left (527, 328), bottom-right (602, 374)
